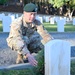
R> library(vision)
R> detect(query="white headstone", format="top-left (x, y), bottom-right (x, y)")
top-left (60, 17), bottom-right (63, 20)
top-left (50, 17), bottom-right (55, 24)
top-left (10, 15), bottom-right (15, 21)
top-left (0, 13), bottom-right (5, 21)
top-left (45, 16), bottom-right (49, 22)
top-left (57, 19), bottom-right (66, 32)
top-left (2, 16), bottom-right (12, 32)
top-left (45, 39), bottom-right (70, 75)
top-left (73, 18), bottom-right (75, 25)
top-left (42, 16), bottom-right (46, 22)
top-left (66, 18), bottom-right (70, 24)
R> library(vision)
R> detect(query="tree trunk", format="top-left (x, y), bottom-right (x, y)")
top-left (67, 9), bottom-right (74, 21)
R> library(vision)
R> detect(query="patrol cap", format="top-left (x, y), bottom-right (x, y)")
top-left (23, 3), bottom-right (38, 12)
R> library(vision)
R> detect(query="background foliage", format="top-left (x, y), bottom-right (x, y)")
top-left (0, 0), bottom-right (8, 5)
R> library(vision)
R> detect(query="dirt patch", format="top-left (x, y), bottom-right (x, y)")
top-left (0, 33), bottom-right (17, 66)
top-left (0, 48), bottom-right (17, 66)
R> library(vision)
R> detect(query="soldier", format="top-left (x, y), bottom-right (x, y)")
top-left (7, 3), bottom-right (53, 66)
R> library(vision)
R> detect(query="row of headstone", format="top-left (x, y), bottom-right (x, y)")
top-left (36, 15), bottom-right (74, 26)
top-left (45, 39), bottom-right (70, 75)
top-left (0, 12), bottom-right (74, 24)
top-left (0, 14), bottom-right (66, 32)
top-left (0, 12), bottom-right (75, 32)
top-left (36, 15), bottom-right (67, 23)
top-left (43, 16), bottom-right (66, 32)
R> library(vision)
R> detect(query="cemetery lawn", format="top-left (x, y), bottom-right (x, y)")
top-left (0, 22), bottom-right (75, 32)
top-left (0, 61), bottom-right (74, 75)
top-left (0, 69), bottom-right (35, 75)
top-left (43, 22), bottom-right (75, 32)
top-left (0, 21), bottom-right (2, 32)
top-left (71, 61), bottom-right (75, 75)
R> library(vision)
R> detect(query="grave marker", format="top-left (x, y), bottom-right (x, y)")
top-left (45, 39), bottom-right (70, 75)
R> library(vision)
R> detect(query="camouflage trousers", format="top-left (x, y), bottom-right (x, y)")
top-left (24, 34), bottom-right (44, 53)
top-left (9, 33), bottom-right (44, 54)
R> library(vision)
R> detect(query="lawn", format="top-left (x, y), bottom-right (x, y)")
top-left (0, 69), bottom-right (35, 75)
top-left (43, 22), bottom-right (75, 32)
top-left (0, 60), bottom-right (74, 75)
top-left (0, 22), bottom-right (75, 32)
top-left (0, 69), bottom-right (31, 75)
top-left (0, 21), bottom-right (3, 32)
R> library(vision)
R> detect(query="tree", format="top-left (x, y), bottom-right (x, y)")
top-left (0, 0), bottom-right (8, 5)
top-left (49, 0), bottom-right (69, 8)
top-left (65, 0), bottom-right (75, 20)
top-left (49, 0), bottom-right (75, 20)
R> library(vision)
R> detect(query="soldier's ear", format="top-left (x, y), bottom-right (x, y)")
top-left (23, 11), bottom-right (26, 14)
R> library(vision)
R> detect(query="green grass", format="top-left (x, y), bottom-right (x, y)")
top-left (0, 61), bottom-right (74, 75)
top-left (71, 61), bottom-right (75, 75)
top-left (65, 24), bottom-right (75, 32)
top-left (0, 69), bottom-right (34, 75)
top-left (43, 22), bottom-right (57, 32)
top-left (43, 22), bottom-right (75, 32)
top-left (0, 21), bottom-right (3, 32)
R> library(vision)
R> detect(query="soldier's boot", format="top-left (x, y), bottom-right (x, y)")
top-left (16, 54), bottom-right (24, 64)
top-left (23, 55), bottom-right (28, 63)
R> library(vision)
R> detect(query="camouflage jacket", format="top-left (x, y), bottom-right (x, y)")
top-left (7, 15), bottom-right (53, 54)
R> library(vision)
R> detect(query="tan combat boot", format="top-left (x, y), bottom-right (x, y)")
top-left (16, 54), bottom-right (24, 64)
top-left (23, 55), bottom-right (28, 63)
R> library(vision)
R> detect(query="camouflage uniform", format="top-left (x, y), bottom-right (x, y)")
top-left (7, 15), bottom-right (53, 55)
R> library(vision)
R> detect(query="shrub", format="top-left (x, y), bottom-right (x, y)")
top-left (33, 50), bottom-right (44, 75)
top-left (71, 61), bottom-right (75, 75)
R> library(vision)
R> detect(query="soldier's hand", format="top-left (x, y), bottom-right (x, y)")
top-left (26, 53), bottom-right (38, 66)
